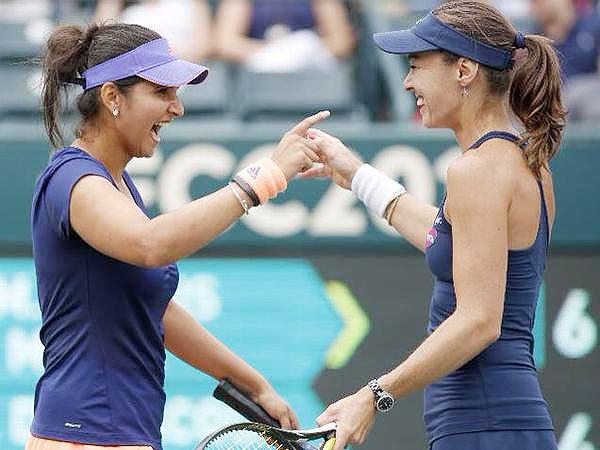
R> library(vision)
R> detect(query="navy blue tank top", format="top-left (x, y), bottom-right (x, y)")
top-left (423, 132), bottom-right (554, 443)
top-left (249, 0), bottom-right (315, 39)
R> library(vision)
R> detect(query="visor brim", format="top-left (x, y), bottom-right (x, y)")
top-left (137, 58), bottom-right (209, 87)
top-left (373, 30), bottom-right (439, 55)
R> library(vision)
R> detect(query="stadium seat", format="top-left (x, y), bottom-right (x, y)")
top-left (0, 64), bottom-right (43, 117)
top-left (0, 21), bottom-right (43, 60)
top-left (231, 62), bottom-right (362, 120)
top-left (178, 60), bottom-right (231, 115)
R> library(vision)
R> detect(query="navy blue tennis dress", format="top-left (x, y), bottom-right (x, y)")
top-left (423, 132), bottom-right (558, 450)
top-left (30, 147), bottom-right (179, 450)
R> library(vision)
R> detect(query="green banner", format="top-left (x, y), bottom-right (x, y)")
top-left (1, 120), bottom-right (599, 250)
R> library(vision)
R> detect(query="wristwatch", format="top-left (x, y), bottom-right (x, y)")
top-left (367, 379), bottom-right (395, 413)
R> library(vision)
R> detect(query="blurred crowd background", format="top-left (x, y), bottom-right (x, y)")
top-left (2, 0), bottom-right (600, 123)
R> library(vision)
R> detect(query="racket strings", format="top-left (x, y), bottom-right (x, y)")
top-left (203, 429), bottom-right (294, 450)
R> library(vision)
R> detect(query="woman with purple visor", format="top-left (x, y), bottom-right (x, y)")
top-left (306, 1), bottom-right (565, 449)
top-left (28, 22), bottom-right (329, 450)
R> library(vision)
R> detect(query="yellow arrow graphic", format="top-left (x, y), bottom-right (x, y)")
top-left (324, 280), bottom-right (370, 369)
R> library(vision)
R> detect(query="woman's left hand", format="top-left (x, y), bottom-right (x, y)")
top-left (315, 387), bottom-right (376, 450)
top-left (253, 384), bottom-right (299, 429)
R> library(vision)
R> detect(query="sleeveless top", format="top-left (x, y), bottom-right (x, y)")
top-left (423, 132), bottom-right (554, 443)
top-left (249, 0), bottom-right (315, 39)
top-left (31, 147), bottom-right (179, 450)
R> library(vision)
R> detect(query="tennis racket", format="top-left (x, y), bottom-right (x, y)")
top-left (195, 421), bottom-right (336, 450)
top-left (202, 379), bottom-right (336, 450)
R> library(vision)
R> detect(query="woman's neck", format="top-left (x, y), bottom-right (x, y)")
top-left (72, 133), bottom-right (131, 182)
top-left (453, 100), bottom-right (516, 152)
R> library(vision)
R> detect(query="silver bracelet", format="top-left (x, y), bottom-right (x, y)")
top-left (229, 182), bottom-right (250, 215)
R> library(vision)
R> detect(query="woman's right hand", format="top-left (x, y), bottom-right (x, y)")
top-left (270, 110), bottom-right (331, 181)
top-left (300, 128), bottom-right (363, 190)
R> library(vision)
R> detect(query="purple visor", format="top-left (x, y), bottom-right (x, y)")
top-left (81, 38), bottom-right (209, 90)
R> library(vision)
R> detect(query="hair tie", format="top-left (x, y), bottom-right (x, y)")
top-left (66, 77), bottom-right (86, 88)
top-left (514, 32), bottom-right (526, 49)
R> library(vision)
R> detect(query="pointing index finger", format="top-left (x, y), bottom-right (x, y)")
top-left (289, 110), bottom-right (331, 136)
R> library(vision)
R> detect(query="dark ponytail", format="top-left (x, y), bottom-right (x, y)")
top-left (41, 24), bottom-right (94, 148)
top-left (509, 35), bottom-right (566, 178)
top-left (434, 0), bottom-right (567, 178)
top-left (40, 23), bottom-right (161, 148)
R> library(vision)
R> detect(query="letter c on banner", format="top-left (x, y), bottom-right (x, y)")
top-left (158, 144), bottom-right (236, 212)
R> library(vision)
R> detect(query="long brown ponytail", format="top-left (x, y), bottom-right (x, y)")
top-left (509, 35), bottom-right (566, 177)
top-left (41, 23), bottom-right (161, 148)
top-left (434, 0), bottom-right (567, 178)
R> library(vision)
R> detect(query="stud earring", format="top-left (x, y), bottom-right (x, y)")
top-left (462, 87), bottom-right (470, 98)
top-left (112, 106), bottom-right (119, 117)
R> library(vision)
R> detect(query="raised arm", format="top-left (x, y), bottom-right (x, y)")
top-left (69, 112), bottom-right (328, 267)
top-left (304, 128), bottom-right (437, 251)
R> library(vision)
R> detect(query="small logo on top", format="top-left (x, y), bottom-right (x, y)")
top-left (425, 227), bottom-right (438, 249)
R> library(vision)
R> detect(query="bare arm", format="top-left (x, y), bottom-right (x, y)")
top-left (304, 128), bottom-right (437, 252)
top-left (179, 0), bottom-right (214, 61)
top-left (214, 0), bottom-right (264, 63)
top-left (386, 194), bottom-right (438, 252)
top-left (316, 154), bottom-right (510, 449)
top-left (163, 300), bottom-right (298, 428)
top-left (70, 112), bottom-right (328, 268)
top-left (70, 179), bottom-right (247, 268)
top-left (312, 0), bottom-right (356, 58)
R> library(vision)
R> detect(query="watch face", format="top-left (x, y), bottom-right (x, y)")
top-left (376, 394), bottom-right (394, 412)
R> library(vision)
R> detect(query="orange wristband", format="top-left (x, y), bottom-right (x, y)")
top-left (235, 158), bottom-right (287, 204)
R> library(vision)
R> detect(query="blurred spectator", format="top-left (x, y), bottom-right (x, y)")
top-left (529, 0), bottom-right (600, 121)
top-left (214, 0), bottom-right (355, 72)
top-left (488, 0), bottom-right (530, 20)
top-left (0, 0), bottom-right (51, 22)
top-left (94, 0), bottom-right (213, 61)
top-left (530, 0), bottom-right (600, 80)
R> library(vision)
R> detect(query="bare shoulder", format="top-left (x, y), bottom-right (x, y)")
top-left (446, 141), bottom-right (516, 218)
top-left (447, 141), bottom-right (516, 196)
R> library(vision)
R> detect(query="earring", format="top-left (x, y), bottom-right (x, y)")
top-left (112, 106), bottom-right (119, 117)
top-left (462, 87), bottom-right (470, 98)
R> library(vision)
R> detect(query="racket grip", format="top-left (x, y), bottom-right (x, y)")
top-left (213, 379), bottom-right (280, 427)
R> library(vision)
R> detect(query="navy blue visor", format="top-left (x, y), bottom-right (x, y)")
top-left (373, 12), bottom-right (512, 70)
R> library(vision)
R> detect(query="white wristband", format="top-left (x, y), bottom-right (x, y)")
top-left (351, 164), bottom-right (406, 217)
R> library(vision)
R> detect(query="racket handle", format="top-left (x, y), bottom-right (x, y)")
top-left (213, 379), bottom-right (280, 427)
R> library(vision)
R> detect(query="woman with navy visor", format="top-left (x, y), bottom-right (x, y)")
top-left (307, 1), bottom-right (565, 449)
top-left (29, 22), bottom-right (328, 450)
